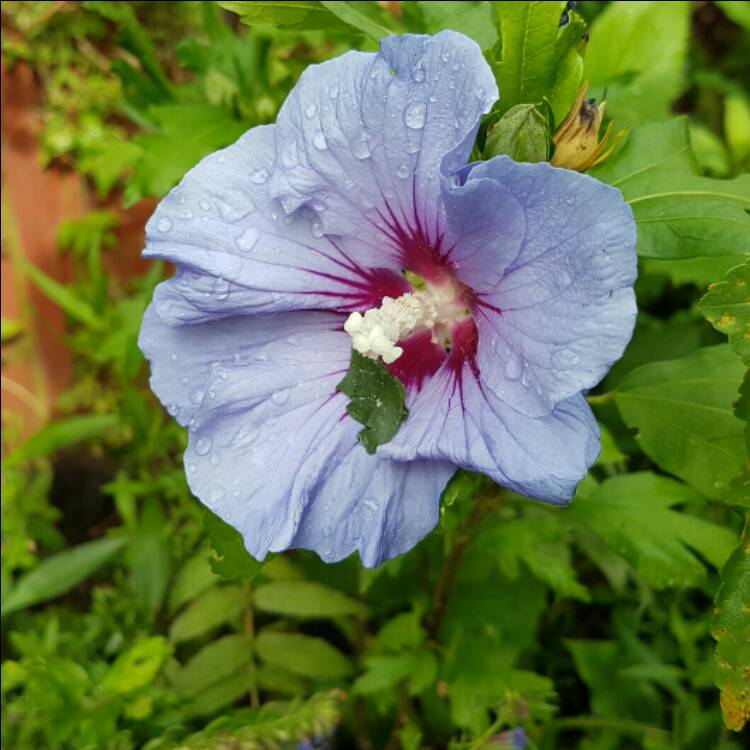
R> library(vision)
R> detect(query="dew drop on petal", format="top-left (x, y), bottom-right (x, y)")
top-left (249, 168), bottom-right (269, 184)
top-left (189, 387), bottom-right (205, 405)
top-left (157, 217), bottom-right (173, 233)
top-left (312, 130), bottom-right (328, 150)
top-left (396, 163), bottom-right (410, 179)
top-left (311, 220), bottom-right (324, 238)
top-left (236, 227), bottom-right (260, 253)
top-left (212, 277), bottom-right (231, 300)
top-left (271, 389), bottom-right (290, 406)
top-left (199, 199), bottom-right (211, 211)
top-left (305, 103), bottom-right (318, 119)
top-left (328, 85), bottom-right (339, 99)
top-left (404, 102), bottom-right (426, 129)
top-left (412, 62), bottom-right (426, 82)
top-left (167, 402), bottom-right (180, 417)
top-left (194, 436), bottom-right (212, 455)
top-left (209, 488), bottom-right (225, 503)
top-left (504, 354), bottom-right (522, 381)
top-left (352, 137), bottom-right (371, 160)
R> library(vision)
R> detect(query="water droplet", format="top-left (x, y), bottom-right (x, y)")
top-left (504, 354), bottom-right (522, 380)
top-left (312, 130), bottom-right (327, 150)
top-left (170, 352), bottom-right (179, 362)
top-left (328, 85), bottom-right (339, 99)
top-left (287, 336), bottom-right (299, 346)
top-left (157, 217), bottom-right (173, 232)
top-left (311, 220), bottom-right (324, 238)
top-left (183, 210), bottom-right (193, 219)
top-left (412, 61), bottom-right (426, 82)
top-left (281, 143), bottom-right (298, 167)
top-left (404, 102), bottom-right (426, 129)
top-left (194, 436), bottom-right (212, 455)
top-left (249, 168), bottom-right (269, 184)
top-left (212, 277), bottom-right (231, 300)
top-left (396, 163), bottom-right (411, 179)
top-left (167, 402), bottom-right (180, 417)
top-left (216, 195), bottom-right (255, 222)
top-left (199, 199), bottom-right (211, 211)
top-left (352, 136), bottom-right (371, 160)
top-left (189, 463), bottom-right (197, 473)
top-left (305, 103), bottom-right (318, 119)
top-left (209, 488), bottom-right (225, 503)
top-left (362, 498), bottom-right (378, 513)
top-left (189, 387), bottom-right (205, 405)
top-left (311, 199), bottom-right (326, 212)
top-left (272, 389), bottom-right (290, 406)
top-left (236, 226), bottom-right (260, 253)
top-left (475, 86), bottom-right (485, 99)
top-left (441, 52), bottom-right (450, 63)
top-left (565, 196), bottom-right (576, 205)
top-left (322, 525), bottom-right (332, 537)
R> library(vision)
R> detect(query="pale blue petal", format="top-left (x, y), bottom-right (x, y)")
top-left (445, 157), bottom-right (637, 417)
top-left (144, 125), bottom-right (403, 325)
top-left (271, 32), bottom-right (497, 263)
top-left (380, 362), bottom-right (600, 504)
top-left (140, 305), bottom-right (454, 565)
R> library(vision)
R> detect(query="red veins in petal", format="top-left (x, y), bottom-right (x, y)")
top-left (387, 331), bottom-right (446, 391)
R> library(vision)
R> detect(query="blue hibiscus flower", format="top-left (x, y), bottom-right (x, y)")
top-left (139, 32), bottom-right (637, 567)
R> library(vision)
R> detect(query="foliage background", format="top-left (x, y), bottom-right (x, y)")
top-left (1, 2), bottom-right (749, 749)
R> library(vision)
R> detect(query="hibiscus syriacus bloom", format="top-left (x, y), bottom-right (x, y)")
top-left (139, 32), bottom-right (637, 567)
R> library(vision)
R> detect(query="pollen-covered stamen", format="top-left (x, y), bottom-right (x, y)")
top-left (344, 283), bottom-right (469, 364)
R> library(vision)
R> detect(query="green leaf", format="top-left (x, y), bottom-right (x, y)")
top-left (337, 350), bottom-right (407, 454)
top-left (102, 637), bottom-right (173, 694)
top-left (614, 345), bottom-right (747, 498)
top-left (717, 0), bottom-right (750, 31)
top-left (168, 549), bottom-right (217, 614)
top-left (476, 514), bottom-right (590, 601)
top-left (3, 414), bottom-right (119, 467)
top-left (490, 1), bottom-right (586, 123)
top-left (255, 631), bottom-right (353, 678)
top-left (218, 1), bottom-right (353, 31)
top-left (418, 1), bottom-right (497, 49)
top-left (19, 258), bottom-right (104, 329)
top-left (168, 586), bottom-right (246, 643)
top-left (129, 498), bottom-right (170, 612)
top-left (185, 670), bottom-right (251, 718)
top-left (567, 473), bottom-right (738, 589)
top-left (483, 103), bottom-right (549, 162)
top-left (584, 1), bottom-right (691, 127)
top-left (1, 536), bottom-right (128, 617)
top-left (725, 93), bottom-right (750, 170)
top-left (320, 1), bottom-right (392, 40)
top-left (254, 581), bottom-right (363, 618)
top-left (699, 262), bottom-right (750, 363)
top-left (125, 105), bottom-right (249, 204)
top-left (1, 317), bottom-right (23, 343)
top-left (353, 651), bottom-right (437, 695)
top-left (591, 118), bottom-right (750, 260)
top-left (205, 510), bottom-right (264, 582)
top-left (171, 634), bottom-right (249, 696)
top-left (712, 516), bottom-right (750, 731)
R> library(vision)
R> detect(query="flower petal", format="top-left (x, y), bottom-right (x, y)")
top-left (140, 305), bottom-right (454, 565)
top-left (379, 361), bottom-right (600, 504)
top-left (271, 32), bottom-right (497, 262)
top-left (446, 157), bottom-right (637, 417)
top-left (144, 125), bottom-right (406, 325)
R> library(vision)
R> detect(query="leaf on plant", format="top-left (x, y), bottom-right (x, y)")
top-left (483, 103), bottom-right (549, 162)
top-left (1, 536), bottom-right (128, 617)
top-left (255, 631), bottom-right (353, 678)
top-left (254, 581), bottom-right (363, 618)
top-left (102, 637), bottom-right (173, 694)
top-left (614, 345), bottom-right (747, 498)
top-left (337, 350), bottom-right (407, 454)
top-left (583, 1), bottom-right (691, 126)
top-left (205, 510), bottom-right (264, 582)
top-left (567, 472), bottom-right (738, 589)
top-left (418, 1), bottom-right (497, 49)
top-left (591, 118), bottom-right (750, 260)
top-left (218, 1), bottom-right (354, 32)
top-left (712, 516), bottom-right (750, 731)
top-left (168, 586), bottom-right (245, 643)
top-left (491, 1), bottom-right (586, 123)
top-left (171, 634), bottom-right (249, 697)
top-left (699, 262), bottom-right (750, 364)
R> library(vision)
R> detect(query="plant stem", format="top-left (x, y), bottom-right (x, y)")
top-left (242, 581), bottom-right (260, 709)
top-left (549, 716), bottom-right (670, 738)
top-left (353, 569), bottom-right (374, 750)
top-left (587, 391), bottom-right (615, 406)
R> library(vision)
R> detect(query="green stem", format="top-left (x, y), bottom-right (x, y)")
top-left (549, 716), bottom-right (670, 737)
top-left (587, 391), bottom-right (615, 406)
top-left (242, 581), bottom-right (260, 709)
